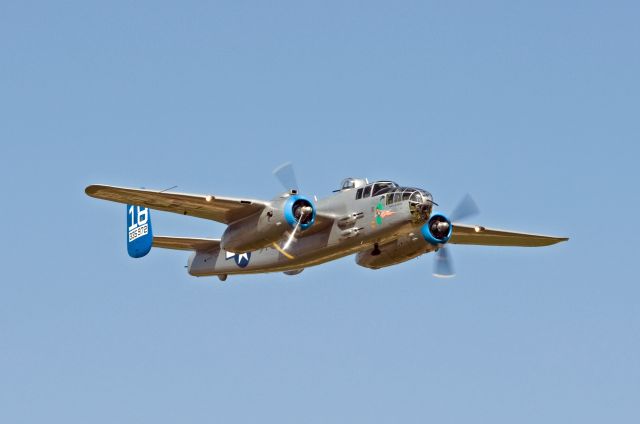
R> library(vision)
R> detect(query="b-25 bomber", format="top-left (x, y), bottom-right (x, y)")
top-left (85, 163), bottom-right (568, 280)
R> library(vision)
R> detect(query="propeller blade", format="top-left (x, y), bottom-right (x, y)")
top-left (283, 218), bottom-right (301, 251)
top-left (433, 246), bottom-right (455, 278)
top-left (430, 194), bottom-right (478, 278)
top-left (273, 162), bottom-right (299, 192)
top-left (282, 208), bottom-right (307, 251)
top-left (450, 193), bottom-right (479, 222)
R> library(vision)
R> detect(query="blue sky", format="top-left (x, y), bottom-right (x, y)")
top-left (1, 1), bottom-right (638, 422)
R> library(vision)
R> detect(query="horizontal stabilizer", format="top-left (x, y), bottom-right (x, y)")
top-left (152, 236), bottom-right (221, 251)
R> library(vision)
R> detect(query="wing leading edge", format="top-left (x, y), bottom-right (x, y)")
top-left (85, 184), bottom-right (267, 224)
top-left (450, 223), bottom-right (568, 247)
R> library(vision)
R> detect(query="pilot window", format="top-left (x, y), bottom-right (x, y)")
top-left (363, 185), bottom-right (372, 198)
top-left (356, 188), bottom-right (363, 200)
top-left (372, 182), bottom-right (394, 197)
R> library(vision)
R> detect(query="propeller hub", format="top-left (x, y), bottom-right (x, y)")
top-left (431, 220), bottom-right (450, 238)
top-left (296, 205), bottom-right (313, 218)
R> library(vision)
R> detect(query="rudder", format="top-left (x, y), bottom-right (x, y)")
top-left (127, 204), bottom-right (153, 258)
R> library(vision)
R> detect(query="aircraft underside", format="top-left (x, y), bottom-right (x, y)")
top-left (188, 222), bottom-right (421, 277)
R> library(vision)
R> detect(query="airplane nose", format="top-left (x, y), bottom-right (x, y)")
top-left (419, 193), bottom-right (434, 219)
top-left (418, 201), bottom-right (434, 221)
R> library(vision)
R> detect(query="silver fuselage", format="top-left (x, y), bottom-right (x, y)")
top-left (188, 186), bottom-right (433, 276)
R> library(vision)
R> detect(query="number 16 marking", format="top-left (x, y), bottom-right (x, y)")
top-left (128, 206), bottom-right (149, 231)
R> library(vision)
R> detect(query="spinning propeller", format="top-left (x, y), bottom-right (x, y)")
top-left (273, 162), bottom-right (314, 252)
top-left (431, 194), bottom-right (480, 278)
top-left (273, 161), bottom-right (299, 193)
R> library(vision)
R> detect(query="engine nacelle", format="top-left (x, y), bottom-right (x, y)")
top-left (421, 213), bottom-right (452, 245)
top-left (221, 194), bottom-right (316, 253)
top-left (356, 235), bottom-right (434, 269)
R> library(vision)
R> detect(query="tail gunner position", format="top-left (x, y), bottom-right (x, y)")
top-left (86, 163), bottom-right (568, 280)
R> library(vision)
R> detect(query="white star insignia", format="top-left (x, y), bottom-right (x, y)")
top-left (225, 251), bottom-right (250, 264)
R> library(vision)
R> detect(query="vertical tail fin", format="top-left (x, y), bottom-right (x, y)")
top-left (127, 205), bottom-right (153, 258)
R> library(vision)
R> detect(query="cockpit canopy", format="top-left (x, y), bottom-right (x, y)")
top-left (340, 178), bottom-right (432, 207)
top-left (340, 177), bottom-right (367, 190)
top-left (353, 180), bottom-right (431, 205)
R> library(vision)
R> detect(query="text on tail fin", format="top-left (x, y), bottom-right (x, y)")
top-left (127, 205), bottom-right (153, 258)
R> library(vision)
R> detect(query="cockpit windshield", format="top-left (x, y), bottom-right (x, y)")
top-left (354, 181), bottom-right (433, 206)
top-left (353, 181), bottom-right (433, 220)
top-left (371, 181), bottom-right (397, 196)
top-left (355, 180), bottom-right (398, 199)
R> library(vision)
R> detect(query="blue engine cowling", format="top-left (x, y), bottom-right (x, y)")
top-left (283, 194), bottom-right (316, 230)
top-left (421, 213), bottom-right (453, 245)
top-left (221, 194), bottom-right (317, 253)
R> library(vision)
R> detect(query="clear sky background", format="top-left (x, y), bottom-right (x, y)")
top-left (1, 1), bottom-right (638, 422)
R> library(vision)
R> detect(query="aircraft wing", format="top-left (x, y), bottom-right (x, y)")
top-left (85, 184), bottom-right (267, 224)
top-left (449, 223), bottom-right (568, 247)
top-left (153, 236), bottom-right (220, 251)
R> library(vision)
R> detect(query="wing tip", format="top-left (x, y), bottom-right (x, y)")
top-left (535, 236), bottom-right (569, 247)
top-left (85, 184), bottom-right (101, 197)
top-left (85, 184), bottom-right (126, 199)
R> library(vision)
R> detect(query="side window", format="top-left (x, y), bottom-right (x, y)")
top-left (386, 193), bottom-right (394, 205)
top-left (356, 188), bottom-right (363, 200)
top-left (393, 192), bottom-right (401, 203)
top-left (372, 183), bottom-right (393, 196)
top-left (402, 192), bottom-right (411, 201)
top-left (363, 185), bottom-right (372, 198)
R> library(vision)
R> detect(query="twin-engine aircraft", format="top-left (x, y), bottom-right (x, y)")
top-left (85, 163), bottom-right (568, 280)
